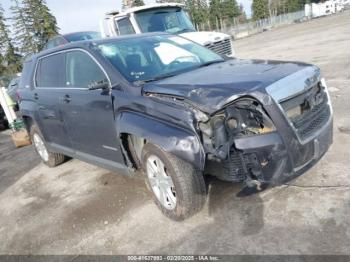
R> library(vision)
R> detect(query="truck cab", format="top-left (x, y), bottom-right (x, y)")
top-left (100, 3), bottom-right (235, 57)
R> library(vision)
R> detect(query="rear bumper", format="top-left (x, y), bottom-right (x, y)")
top-left (233, 117), bottom-right (333, 185)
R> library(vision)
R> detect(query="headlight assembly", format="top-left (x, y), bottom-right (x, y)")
top-left (199, 97), bottom-right (276, 160)
top-left (224, 98), bottom-right (276, 136)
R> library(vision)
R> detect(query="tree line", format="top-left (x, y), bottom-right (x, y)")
top-left (154, 0), bottom-right (245, 30)
top-left (138, 0), bottom-right (307, 30)
top-left (1, 0), bottom-right (310, 81)
top-left (252, 0), bottom-right (308, 20)
top-left (0, 0), bottom-right (58, 80)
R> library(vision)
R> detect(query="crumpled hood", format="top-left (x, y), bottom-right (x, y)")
top-left (143, 59), bottom-right (318, 113)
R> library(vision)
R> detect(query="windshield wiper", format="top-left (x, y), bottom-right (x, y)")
top-left (134, 73), bottom-right (178, 85)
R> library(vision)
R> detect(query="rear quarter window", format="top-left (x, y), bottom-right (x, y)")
top-left (35, 53), bottom-right (65, 88)
top-left (19, 60), bottom-right (34, 89)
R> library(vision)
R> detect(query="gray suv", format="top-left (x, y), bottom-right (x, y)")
top-left (19, 33), bottom-right (333, 220)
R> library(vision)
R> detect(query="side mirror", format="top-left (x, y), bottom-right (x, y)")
top-left (88, 79), bottom-right (109, 90)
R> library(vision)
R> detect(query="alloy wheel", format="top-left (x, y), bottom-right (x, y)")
top-left (146, 155), bottom-right (176, 210)
top-left (33, 133), bottom-right (49, 162)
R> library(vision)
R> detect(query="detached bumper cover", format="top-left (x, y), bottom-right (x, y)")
top-left (234, 118), bottom-right (333, 185)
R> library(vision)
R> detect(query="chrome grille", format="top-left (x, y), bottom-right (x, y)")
top-left (205, 38), bottom-right (232, 56)
top-left (280, 83), bottom-right (331, 141)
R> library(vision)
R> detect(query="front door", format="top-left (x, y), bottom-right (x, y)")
top-left (59, 50), bottom-right (124, 163)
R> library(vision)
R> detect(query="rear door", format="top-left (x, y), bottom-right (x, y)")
top-left (59, 49), bottom-right (124, 163)
top-left (34, 52), bottom-right (72, 148)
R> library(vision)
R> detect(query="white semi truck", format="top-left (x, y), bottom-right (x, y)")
top-left (305, 0), bottom-right (346, 18)
top-left (100, 3), bottom-right (235, 57)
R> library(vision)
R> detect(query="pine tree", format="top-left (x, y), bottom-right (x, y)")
top-left (238, 3), bottom-right (247, 23)
top-left (252, 0), bottom-right (269, 20)
top-left (4, 43), bottom-right (22, 74)
top-left (11, 0), bottom-right (36, 55)
top-left (186, 0), bottom-right (208, 30)
top-left (11, 0), bottom-right (58, 55)
top-left (209, 0), bottom-right (222, 29)
top-left (0, 3), bottom-right (22, 75)
top-left (221, 0), bottom-right (240, 26)
top-left (221, 0), bottom-right (240, 19)
top-left (0, 5), bottom-right (9, 54)
top-left (132, 0), bottom-right (145, 7)
top-left (22, 0), bottom-right (59, 51)
top-left (0, 54), bottom-right (5, 76)
top-left (209, 0), bottom-right (240, 29)
top-left (285, 0), bottom-right (303, 12)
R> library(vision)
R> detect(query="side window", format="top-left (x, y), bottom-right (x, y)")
top-left (35, 53), bottom-right (65, 87)
top-left (116, 18), bottom-right (135, 35)
top-left (66, 51), bottom-right (107, 88)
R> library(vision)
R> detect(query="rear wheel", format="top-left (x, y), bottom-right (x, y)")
top-left (30, 125), bottom-right (66, 167)
top-left (142, 143), bottom-right (206, 220)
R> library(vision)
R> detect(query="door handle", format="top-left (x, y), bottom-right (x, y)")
top-left (34, 93), bottom-right (39, 100)
top-left (62, 94), bottom-right (71, 103)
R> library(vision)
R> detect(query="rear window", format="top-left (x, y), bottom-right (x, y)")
top-left (35, 53), bottom-right (65, 87)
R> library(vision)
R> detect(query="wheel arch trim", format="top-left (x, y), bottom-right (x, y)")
top-left (117, 111), bottom-right (206, 170)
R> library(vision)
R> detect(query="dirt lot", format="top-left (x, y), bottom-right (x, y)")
top-left (1, 11), bottom-right (350, 255)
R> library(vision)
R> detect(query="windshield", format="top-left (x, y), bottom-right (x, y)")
top-left (65, 32), bottom-right (101, 42)
top-left (134, 8), bottom-right (195, 34)
top-left (97, 35), bottom-right (224, 83)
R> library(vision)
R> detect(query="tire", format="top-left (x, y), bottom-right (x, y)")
top-left (142, 143), bottom-right (206, 220)
top-left (30, 125), bottom-right (66, 167)
top-left (0, 120), bottom-right (7, 130)
top-left (127, 135), bottom-right (142, 169)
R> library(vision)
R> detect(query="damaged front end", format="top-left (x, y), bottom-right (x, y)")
top-left (198, 77), bottom-right (333, 189)
top-left (199, 97), bottom-right (288, 188)
top-left (144, 70), bottom-right (333, 189)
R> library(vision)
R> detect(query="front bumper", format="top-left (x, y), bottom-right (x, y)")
top-left (233, 117), bottom-right (333, 185)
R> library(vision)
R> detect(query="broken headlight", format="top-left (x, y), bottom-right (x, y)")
top-left (198, 98), bottom-right (276, 160)
top-left (224, 98), bottom-right (276, 136)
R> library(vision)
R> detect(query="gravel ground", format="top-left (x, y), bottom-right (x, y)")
top-left (0, 11), bottom-right (350, 255)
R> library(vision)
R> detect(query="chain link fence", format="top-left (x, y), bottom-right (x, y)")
top-left (220, 10), bottom-right (307, 39)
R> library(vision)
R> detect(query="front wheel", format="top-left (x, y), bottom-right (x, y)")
top-left (142, 143), bottom-right (206, 220)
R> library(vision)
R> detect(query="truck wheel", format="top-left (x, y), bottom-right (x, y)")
top-left (30, 125), bottom-right (65, 167)
top-left (142, 143), bottom-right (206, 220)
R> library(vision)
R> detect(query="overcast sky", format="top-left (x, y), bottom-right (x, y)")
top-left (2, 0), bottom-right (252, 34)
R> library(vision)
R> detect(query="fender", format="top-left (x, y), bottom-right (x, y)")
top-left (19, 99), bottom-right (39, 130)
top-left (117, 111), bottom-right (206, 170)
